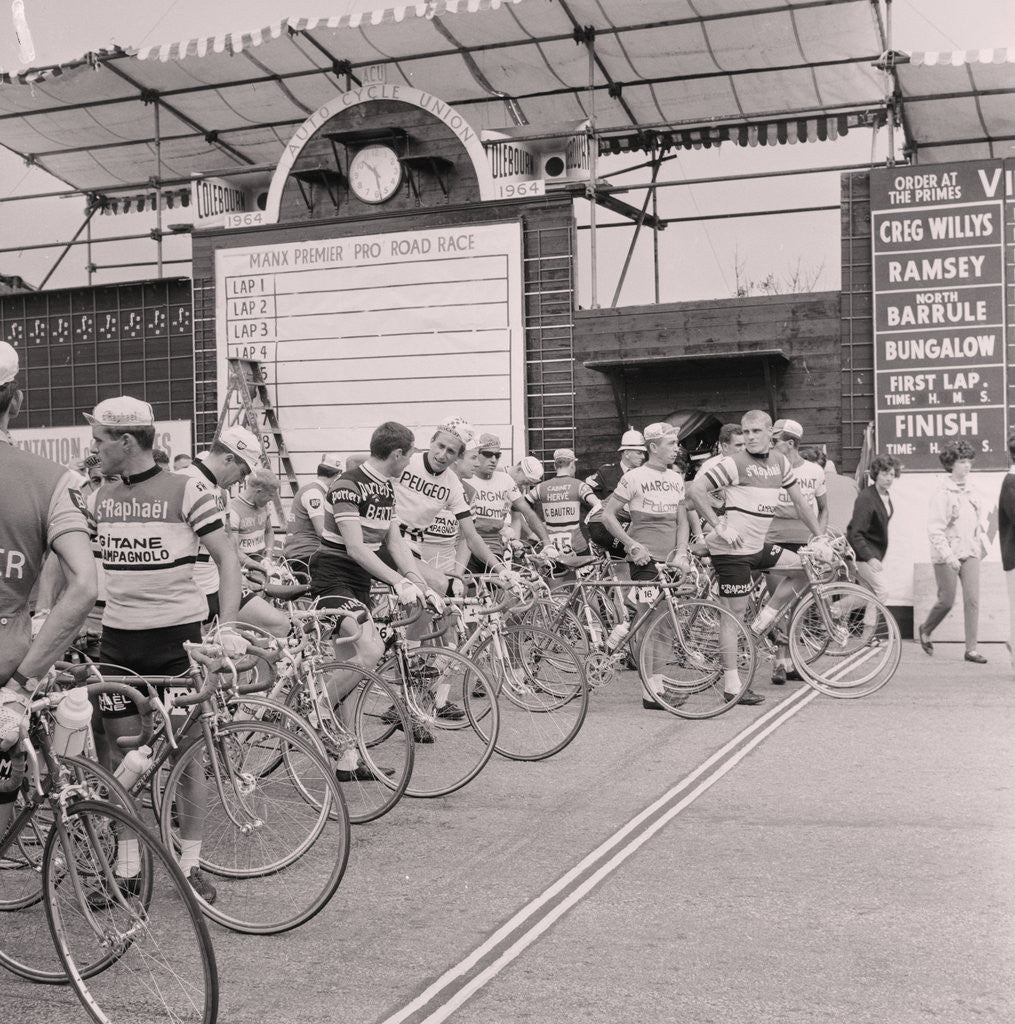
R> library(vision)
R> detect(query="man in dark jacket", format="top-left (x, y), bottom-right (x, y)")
top-left (846, 453), bottom-right (901, 605)
top-left (998, 434), bottom-right (1015, 671)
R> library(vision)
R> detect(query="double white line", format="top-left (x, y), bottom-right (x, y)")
top-left (378, 684), bottom-right (821, 1024)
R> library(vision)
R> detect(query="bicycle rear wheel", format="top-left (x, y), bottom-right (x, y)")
top-left (638, 600), bottom-right (757, 719)
top-left (159, 721), bottom-right (349, 934)
top-left (788, 584), bottom-right (901, 698)
top-left (44, 798), bottom-right (217, 1024)
top-left (0, 755), bottom-right (135, 984)
top-left (285, 662), bottom-right (414, 824)
top-left (378, 646), bottom-right (499, 798)
top-left (472, 625), bottom-right (590, 760)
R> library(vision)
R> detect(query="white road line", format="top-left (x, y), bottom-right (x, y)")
top-left (379, 685), bottom-right (819, 1024)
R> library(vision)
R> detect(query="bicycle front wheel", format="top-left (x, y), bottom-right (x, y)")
top-left (378, 646), bottom-right (499, 799)
top-left (159, 721), bottom-right (350, 934)
top-left (788, 584), bottom-right (901, 698)
top-left (472, 625), bottom-right (590, 760)
top-left (44, 798), bottom-right (217, 1024)
top-left (0, 754), bottom-right (135, 984)
top-left (638, 600), bottom-right (758, 719)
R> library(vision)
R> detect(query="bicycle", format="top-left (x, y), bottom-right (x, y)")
top-left (0, 666), bottom-right (218, 1024)
top-left (446, 574), bottom-right (590, 760)
top-left (85, 639), bottom-right (351, 935)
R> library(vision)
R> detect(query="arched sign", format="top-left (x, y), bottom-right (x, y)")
top-left (262, 85), bottom-right (496, 222)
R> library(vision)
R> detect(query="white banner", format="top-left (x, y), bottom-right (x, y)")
top-left (9, 420), bottom-right (193, 468)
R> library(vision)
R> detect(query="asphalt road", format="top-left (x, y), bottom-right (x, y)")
top-left (4, 641), bottom-right (1013, 1024)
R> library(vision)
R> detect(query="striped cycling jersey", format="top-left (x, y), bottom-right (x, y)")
top-left (611, 465), bottom-right (685, 561)
top-left (228, 494), bottom-right (270, 558)
top-left (419, 509), bottom-right (460, 574)
top-left (394, 452), bottom-right (471, 544)
top-left (767, 458), bottom-right (825, 544)
top-left (464, 471), bottom-right (520, 556)
top-left (283, 480), bottom-right (327, 560)
top-left (0, 441), bottom-right (89, 680)
top-left (177, 460), bottom-right (225, 595)
top-left (89, 465), bottom-right (222, 630)
top-left (703, 449), bottom-right (797, 555)
top-left (527, 476), bottom-right (598, 553)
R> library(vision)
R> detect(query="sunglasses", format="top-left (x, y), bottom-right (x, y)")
top-left (478, 450), bottom-right (502, 460)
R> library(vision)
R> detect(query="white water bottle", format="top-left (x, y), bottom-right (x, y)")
top-left (51, 688), bottom-right (92, 757)
top-left (606, 621), bottom-right (630, 652)
top-left (114, 745), bottom-right (153, 790)
top-left (12, 1), bottom-right (35, 64)
top-left (750, 605), bottom-right (778, 636)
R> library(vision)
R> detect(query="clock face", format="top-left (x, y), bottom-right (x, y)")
top-left (348, 145), bottom-right (403, 204)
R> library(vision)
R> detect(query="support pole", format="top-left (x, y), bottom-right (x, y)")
top-left (652, 148), bottom-right (661, 303)
top-left (154, 101), bottom-right (164, 277)
top-left (86, 203), bottom-right (94, 286)
top-left (610, 151), bottom-right (662, 307)
top-left (38, 206), bottom-right (98, 290)
top-left (884, 0), bottom-right (895, 165)
top-left (586, 31), bottom-right (598, 309)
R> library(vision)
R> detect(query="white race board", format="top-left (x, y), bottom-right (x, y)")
top-left (215, 222), bottom-right (525, 482)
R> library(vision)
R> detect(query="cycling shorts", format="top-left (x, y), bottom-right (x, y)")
top-left (710, 543), bottom-right (786, 597)
top-left (97, 621), bottom-right (203, 719)
top-left (587, 521), bottom-right (626, 560)
top-left (203, 589), bottom-right (257, 625)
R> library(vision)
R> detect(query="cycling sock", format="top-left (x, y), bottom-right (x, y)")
top-left (723, 669), bottom-right (742, 694)
top-left (116, 838), bottom-right (141, 878)
top-left (179, 839), bottom-right (202, 874)
top-left (435, 682), bottom-right (451, 707)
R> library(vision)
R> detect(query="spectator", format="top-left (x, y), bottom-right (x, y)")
top-left (846, 453), bottom-right (901, 607)
top-left (152, 447), bottom-right (170, 467)
top-left (173, 453), bottom-right (193, 470)
top-left (997, 434), bottom-right (1015, 672)
top-left (918, 440), bottom-right (988, 663)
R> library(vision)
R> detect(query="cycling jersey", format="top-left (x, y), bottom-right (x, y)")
top-left (313, 461), bottom-right (395, 597)
top-left (527, 476), bottom-right (598, 554)
top-left (284, 480), bottom-right (327, 560)
top-left (88, 465), bottom-right (222, 630)
top-left (696, 453), bottom-right (730, 510)
top-left (0, 442), bottom-right (89, 681)
top-left (177, 460), bottom-right (224, 595)
top-left (228, 494), bottom-right (270, 559)
top-left (419, 509), bottom-right (460, 574)
top-left (464, 472), bottom-right (521, 556)
top-left (703, 449), bottom-right (797, 556)
top-left (585, 463), bottom-right (632, 526)
top-left (611, 465), bottom-right (685, 561)
top-left (394, 452), bottom-right (471, 544)
top-left (767, 458), bottom-right (825, 545)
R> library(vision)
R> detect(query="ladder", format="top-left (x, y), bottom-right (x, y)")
top-left (214, 358), bottom-right (299, 524)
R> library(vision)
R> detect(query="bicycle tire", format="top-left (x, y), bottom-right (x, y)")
top-left (285, 662), bottom-right (414, 825)
top-left (158, 720), bottom-right (349, 934)
top-left (787, 583), bottom-right (901, 698)
top-left (519, 598), bottom-right (592, 655)
top-left (44, 798), bottom-right (218, 1024)
top-left (377, 646), bottom-right (499, 799)
top-left (471, 624), bottom-right (590, 761)
top-left (0, 754), bottom-right (136, 984)
top-left (637, 600), bottom-right (758, 719)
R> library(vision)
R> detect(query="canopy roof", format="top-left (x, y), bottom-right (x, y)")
top-left (0, 0), bottom-right (886, 192)
top-left (895, 48), bottom-right (1015, 164)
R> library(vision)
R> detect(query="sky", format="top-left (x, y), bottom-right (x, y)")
top-left (0, 0), bottom-right (1012, 304)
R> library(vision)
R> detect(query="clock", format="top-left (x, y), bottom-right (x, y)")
top-left (348, 144), bottom-right (403, 204)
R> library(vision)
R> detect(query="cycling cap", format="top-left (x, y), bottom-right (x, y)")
top-left (618, 429), bottom-right (646, 452)
top-left (643, 422), bottom-right (677, 442)
top-left (517, 456), bottom-right (544, 484)
top-left (84, 396), bottom-right (155, 427)
top-left (318, 454), bottom-right (343, 477)
top-left (553, 448), bottom-right (577, 462)
top-left (437, 416), bottom-right (475, 447)
top-left (0, 341), bottom-right (18, 385)
top-left (216, 425), bottom-right (262, 471)
top-left (773, 418), bottom-right (803, 439)
top-left (476, 433), bottom-right (502, 452)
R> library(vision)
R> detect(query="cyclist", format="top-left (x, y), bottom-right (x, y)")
top-left (598, 422), bottom-right (690, 710)
top-left (463, 433), bottom-right (557, 572)
top-left (283, 455), bottom-right (343, 573)
top-left (526, 448), bottom-right (601, 558)
top-left (0, 342), bottom-right (96, 835)
top-left (308, 421), bottom-right (437, 766)
top-left (689, 409), bottom-right (821, 707)
top-left (695, 424), bottom-right (746, 517)
top-left (767, 419), bottom-right (828, 685)
top-left (419, 438), bottom-right (481, 581)
top-left (228, 467), bottom-right (279, 568)
top-left (507, 455), bottom-right (545, 493)
top-left (85, 396), bottom-right (246, 901)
